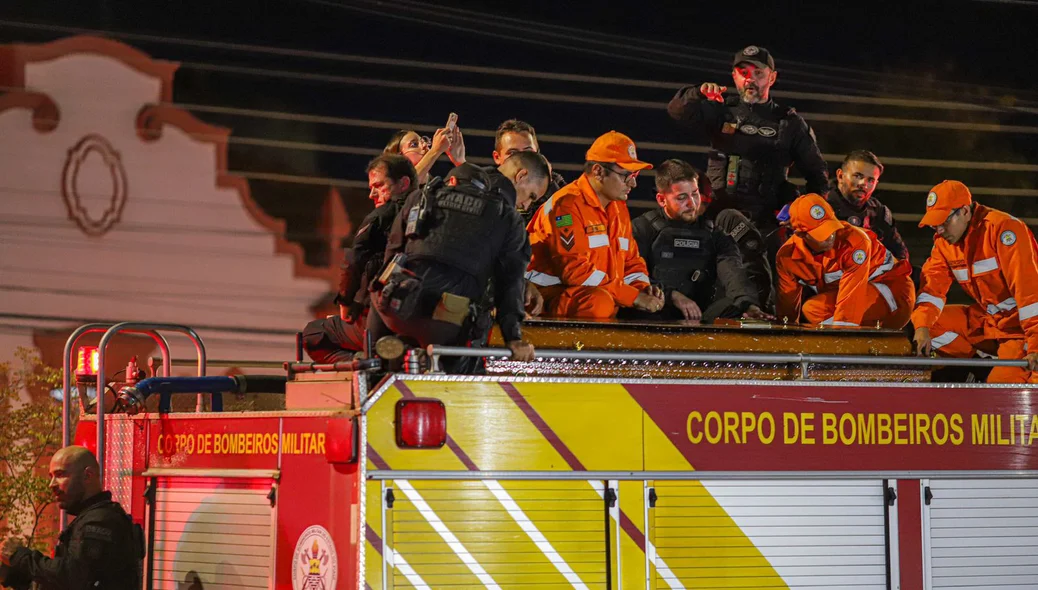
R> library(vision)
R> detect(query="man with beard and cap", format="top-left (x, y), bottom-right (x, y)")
top-left (630, 159), bottom-right (773, 322)
top-left (912, 180), bottom-right (1038, 383)
top-left (824, 150), bottom-right (909, 262)
top-left (1, 446), bottom-right (142, 590)
top-left (668, 45), bottom-right (828, 308)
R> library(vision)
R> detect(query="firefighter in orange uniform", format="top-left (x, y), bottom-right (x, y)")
top-left (911, 180), bottom-right (1038, 383)
top-left (526, 131), bottom-right (665, 318)
top-left (776, 193), bottom-right (914, 328)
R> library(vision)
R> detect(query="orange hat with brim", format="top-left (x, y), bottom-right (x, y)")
top-left (789, 193), bottom-right (843, 242)
top-left (919, 180), bottom-right (973, 227)
top-left (586, 131), bottom-right (653, 172)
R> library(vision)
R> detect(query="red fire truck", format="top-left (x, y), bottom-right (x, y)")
top-left (63, 319), bottom-right (1038, 590)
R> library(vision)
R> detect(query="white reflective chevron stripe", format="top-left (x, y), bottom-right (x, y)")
top-left (872, 281), bottom-right (898, 312)
top-left (619, 237), bottom-right (630, 251)
top-left (389, 549), bottom-right (431, 590)
top-left (483, 481), bottom-right (590, 590)
top-left (931, 331), bottom-right (960, 350)
top-left (973, 257), bottom-right (999, 275)
top-left (527, 271), bottom-right (561, 286)
top-left (395, 480), bottom-right (501, 589)
top-left (543, 197), bottom-right (554, 216)
top-left (952, 268), bottom-right (969, 282)
top-left (1020, 301), bottom-right (1038, 321)
top-left (583, 270), bottom-right (607, 286)
top-left (917, 292), bottom-right (945, 310)
top-left (986, 297), bottom-right (1017, 315)
top-left (624, 272), bottom-right (650, 285)
top-left (587, 234), bottom-right (609, 248)
top-left (823, 270), bottom-right (844, 283)
top-left (869, 252), bottom-right (897, 280)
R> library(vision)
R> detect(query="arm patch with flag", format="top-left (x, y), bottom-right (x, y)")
top-left (555, 214), bottom-right (573, 228)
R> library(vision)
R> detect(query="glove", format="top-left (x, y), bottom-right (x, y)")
top-left (776, 204), bottom-right (791, 224)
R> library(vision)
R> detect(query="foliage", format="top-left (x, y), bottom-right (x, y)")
top-left (0, 348), bottom-right (62, 551)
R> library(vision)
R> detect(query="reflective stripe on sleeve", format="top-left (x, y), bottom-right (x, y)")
top-left (872, 282), bottom-right (898, 312)
top-left (972, 257), bottom-right (998, 275)
top-left (619, 237), bottom-right (630, 251)
top-left (1020, 301), bottom-right (1038, 321)
top-left (952, 268), bottom-right (969, 282)
top-left (931, 331), bottom-right (960, 350)
top-left (823, 270), bottom-right (844, 284)
top-left (527, 271), bottom-right (562, 286)
top-left (624, 272), bottom-right (650, 285)
top-left (820, 317), bottom-right (859, 327)
top-left (917, 292), bottom-right (945, 311)
top-left (582, 270), bottom-right (607, 286)
top-left (869, 252), bottom-right (896, 280)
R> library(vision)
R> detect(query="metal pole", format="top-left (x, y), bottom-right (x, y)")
top-left (96, 323), bottom-right (206, 483)
top-left (426, 345), bottom-right (1031, 370)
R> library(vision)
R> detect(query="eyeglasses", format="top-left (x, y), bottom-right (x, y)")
top-left (602, 165), bottom-right (638, 183)
top-left (935, 207), bottom-right (964, 231)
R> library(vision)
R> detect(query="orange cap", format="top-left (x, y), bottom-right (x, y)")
top-left (789, 194), bottom-right (843, 242)
top-left (585, 131), bottom-right (653, 172)
top-left (919, 180), bottom-right (973, 227)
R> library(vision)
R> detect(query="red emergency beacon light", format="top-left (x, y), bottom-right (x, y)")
top-left (75, 346), bottom-right (99, 377)
top-left (396, 398), bottom-right (447, 448)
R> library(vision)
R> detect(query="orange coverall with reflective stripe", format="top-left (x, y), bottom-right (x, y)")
top-left (777, 222), bottom-right (914, 328)
top-left (911, 204), bottom-right (1038, 383)
top-left (526, 174), bottom-right (651, 319)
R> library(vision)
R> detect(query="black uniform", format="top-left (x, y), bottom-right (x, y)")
top-left (368, 163), bottom-right (529, 359)
top-left (3, 492), bottom-right (142, 590)
top-left (630, 209), bottom-right (760, 321)
top-left (825, 186), bottom-right (909, 262)
top-left (301, 191), bottom-right (412, 362)
top-left (667, 90), bottom-right (828, 225)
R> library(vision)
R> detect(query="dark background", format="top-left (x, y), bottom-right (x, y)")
top-left (2, 0), bottom-right (1037, 268)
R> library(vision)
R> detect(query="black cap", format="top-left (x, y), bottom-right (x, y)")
top-left (733, 45), bottom-right (775, 70)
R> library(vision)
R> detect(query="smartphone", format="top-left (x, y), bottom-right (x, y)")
top-left (446, 112), bottom-right (458, 131)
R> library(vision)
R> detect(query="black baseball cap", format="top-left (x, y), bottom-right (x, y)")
top-left (733, 45), bottom-right (776, 70)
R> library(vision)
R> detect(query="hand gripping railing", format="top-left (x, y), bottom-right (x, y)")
top-left (94, 323), bottom-right (206, 482)
top-left (425, 345), bottom-right (1030, 376)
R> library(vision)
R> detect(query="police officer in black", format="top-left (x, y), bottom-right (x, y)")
top-left (1, 446), bottom-right (142, 590)
top-left (630, 159), bottom-right (774, 323)
top-left (368, 153), bottom-right (552, 365)
top-left (302, 155), bottom-right (418, 363)
top-left (668, 45), bottom-right (829, 306)
top-left (824, 150), bottom-right (909, 262)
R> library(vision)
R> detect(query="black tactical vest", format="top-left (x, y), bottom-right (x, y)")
top-left (705, 100), bottom-right (797, 215)
top-left (645, 211), bottom-right (717, 301)
top-left (404, 165), bottom-right (508, 282)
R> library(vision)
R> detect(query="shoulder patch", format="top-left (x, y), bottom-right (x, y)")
top-left (809, 205), bottom-right (825, 220)
top-left (852, 249), bottom-right (867, 265)
top-left (82, 524), bottom-right (114, 542)
top-left (1000, 230), bottom-right (1017, 246)
top-left (555, 214), bottom-right (573, 228)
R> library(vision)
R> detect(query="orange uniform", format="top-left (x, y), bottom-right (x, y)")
top-left (527, 174), bottom-right (652, 318)
top-left (776, 195), bottom-right (914, 328)
top-left (912, 187), bottom-right (1038, 383)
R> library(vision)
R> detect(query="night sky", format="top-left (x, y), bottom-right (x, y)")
top-left (2, 0), bottom-right (1036, 266)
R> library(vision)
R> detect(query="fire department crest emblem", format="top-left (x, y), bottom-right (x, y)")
top-left (627, 144), bottom-right (637, 159)
top-left (926, 192), bottom-right (938, 207)
top-left (809, 205), bottom-right (825, 220)
top-left (852, 249), bottom-right (867, 265)
top-left (1001, 230), bottom-right (1017, 246)
top-left (292, 525), bottom-right (338, 590)
top-left (743, 45), bottom-right (760, 56)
